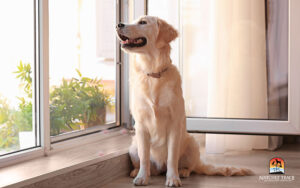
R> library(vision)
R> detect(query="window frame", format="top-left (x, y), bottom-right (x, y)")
top-left (48, 0), bottom-right (121, 143)
top-left (0, 0), bottom-right (130, 168)
top-left (184, 0), bottom-right (300, 135)
top-left (119, 0), bottom-right (147, 130)
top-left (146, 0), bottom-right (300, 135)
top-left (0, 0), bottom-right (41, 161)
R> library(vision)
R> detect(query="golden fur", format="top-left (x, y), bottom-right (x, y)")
top-left (116, 16), bottom-right (253, 187)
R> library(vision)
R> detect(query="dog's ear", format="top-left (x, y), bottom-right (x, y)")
top-left (156, 18), bottom-right (178, 48)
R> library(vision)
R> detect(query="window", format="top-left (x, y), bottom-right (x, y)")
top-left (0, 0), bottom-right (122, 164)
top-left (148, 0), bottom-right (300, 135)
top-left (181, 0), bottom-right (288, 121)
top-left (0, 0), bottom-right (39, 156)
top-left (49, 0), bottom-right (118, 140)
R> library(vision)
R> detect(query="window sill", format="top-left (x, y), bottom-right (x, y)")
top-left (0, 128), bottom-right (132, 188)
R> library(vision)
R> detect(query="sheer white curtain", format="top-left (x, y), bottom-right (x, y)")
top-left (148, 0), bottom-right (286, 153)
top-left (206, 0), bottom-right (279, 153)
top-left (207, 0), bottom-right (268, 119)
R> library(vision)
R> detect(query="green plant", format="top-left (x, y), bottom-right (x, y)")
top-left (0, 96), bottom-right (10, 124)
top-left (14, 99), bottom-right (32, 132)
top-left (8, 61), bottom-right (112, 136)
top-left (13, 61), bottom-right (33, 132)
top-left (14, 61), bottom-right (32, 98)
top-left (50, 69), bottom-right (111, 135)
top-left (0, 61), bottom-right (33, 151)
top-left (75, 69), bottom-right (111, 125)
top-left (0, 96), bottom-right (19, 149)
top-left (50, 78), bottom-right (86, 135)
top-left (0, 121), bottom-right (19, 149)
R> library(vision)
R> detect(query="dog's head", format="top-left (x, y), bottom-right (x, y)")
top-left (116, 16), bottom-right (178, 53)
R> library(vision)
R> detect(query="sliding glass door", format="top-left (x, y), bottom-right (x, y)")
top-left (147, 0), bottom-right (300, 135)
top-left (183, 0), bottom-right (288, 121)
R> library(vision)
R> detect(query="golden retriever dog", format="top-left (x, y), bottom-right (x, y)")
top-left (116, 16), bottom-right (253, 187)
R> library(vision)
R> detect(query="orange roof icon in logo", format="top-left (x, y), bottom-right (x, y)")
top-left (269, 157), bottom-right (284, 174)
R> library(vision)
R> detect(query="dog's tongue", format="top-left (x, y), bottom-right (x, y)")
top-left (122, 39), bottom-right (133, 44)
top-left (121, 39), bottom-right (133, 44)
top-left (121, 38), bottom-right (143, 45)
top-left (121, 40), bottom-right (127, 44)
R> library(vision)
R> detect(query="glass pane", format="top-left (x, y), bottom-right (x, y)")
top-left (49, 0), bottom-right (116, 136)
top-left (147, 0), bottom-right (180, 68)
top-left (0, 0), bottom-right (36, 155)
top-left (182, 0), bottom-right (288, 120)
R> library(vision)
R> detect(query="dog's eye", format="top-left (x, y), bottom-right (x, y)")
top-left (138, 20), bottom-right (147, 25)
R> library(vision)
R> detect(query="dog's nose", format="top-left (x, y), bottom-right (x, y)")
top-left (117, 23), bottom-right (125, 28)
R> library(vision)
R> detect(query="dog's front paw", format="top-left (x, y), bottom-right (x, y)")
top-left (130, 169), bottom-right (139, 178)
top-left (133, 175), bottom-right (149, 186)
top-left (165, 175), bottom-right (182, 187)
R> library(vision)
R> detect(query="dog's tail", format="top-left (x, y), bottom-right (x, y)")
top-left (194, 159), bottom-right (254, 176)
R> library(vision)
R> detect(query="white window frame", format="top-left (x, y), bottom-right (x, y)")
top-left (145, 0), bottom-right (300, 135)
top-left (0, 0), bottom-right (131, 168)
top-left (120, 0), bottom-right (147, 130)
top-left (185, 0), bottom-right (300, 135)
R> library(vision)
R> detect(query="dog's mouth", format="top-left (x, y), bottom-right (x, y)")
top-left (118, 34), bottom-right (147, 48)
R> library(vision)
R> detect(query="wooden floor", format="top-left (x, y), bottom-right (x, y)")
top-left (103, 144), bottom-right (300, 188)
